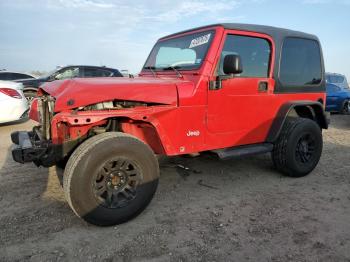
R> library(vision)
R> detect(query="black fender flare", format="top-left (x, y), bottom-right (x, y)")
top-left (266, 101), bottom-right (330, 143)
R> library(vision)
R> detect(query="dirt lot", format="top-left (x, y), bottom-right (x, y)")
top-left (0, 115), bottom-right (349, 262)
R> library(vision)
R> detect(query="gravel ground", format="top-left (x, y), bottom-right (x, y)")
top-left (0, 115), bottom-right (349, 262)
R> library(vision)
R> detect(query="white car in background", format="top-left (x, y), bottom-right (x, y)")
top-left (0, 80), bottom-right (29, 124)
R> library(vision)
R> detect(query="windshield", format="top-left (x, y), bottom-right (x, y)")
top-left (327, 75), bottom-right (344, 84)
top-left (144, 30), bottom-right (215, 71)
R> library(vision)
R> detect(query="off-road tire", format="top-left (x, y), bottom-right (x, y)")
top-left (63, 132), bottom-right (159, 226)
top-left (272, 118), bottom-right (322, 177)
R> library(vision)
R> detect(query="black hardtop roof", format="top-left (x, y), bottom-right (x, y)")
top-left (158, 23), bottom-right (324, 94)
top-left (160, 23), bottom-right (319, 41)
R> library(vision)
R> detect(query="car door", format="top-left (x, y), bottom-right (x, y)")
top-left (207, 31), bottom-right (274, 146)
top-left (326, 84), bottom-right (341, 111)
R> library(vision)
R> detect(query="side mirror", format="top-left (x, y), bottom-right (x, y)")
top-left (223, 54), bottom-right (243, 75)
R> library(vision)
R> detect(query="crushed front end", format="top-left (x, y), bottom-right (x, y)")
top-left (10, 77), bottom-right (180, 167)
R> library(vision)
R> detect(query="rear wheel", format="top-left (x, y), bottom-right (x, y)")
top-left (272, 118), bottom-right (323, 177)
top-left (63, 132), bottom-right (159, 226)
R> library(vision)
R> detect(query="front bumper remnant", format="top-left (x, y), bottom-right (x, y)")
top-left (11, 131), bottom-right (47, 164)
top-left (11, 129), bottom-right (79, 167)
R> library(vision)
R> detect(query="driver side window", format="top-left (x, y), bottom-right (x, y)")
top-left (218, 34), bottom-right (271, 77)
top-left (55, 67), bottom-right (79, 80)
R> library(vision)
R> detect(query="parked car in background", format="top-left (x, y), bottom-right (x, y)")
top-left (120, 69), bottom-right (133, 77)
top-left (17, 65), bottom-right (123, 103)
top-left (0, 81), bottom-right (29, 124)
top-left (326, 73), bottom-right (349, 90)
top-left (326, 83), bottom-right (350, 114)
top-left (0, 70), bottom-right (37, 81)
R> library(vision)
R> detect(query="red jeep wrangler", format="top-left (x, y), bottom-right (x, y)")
top-left (11, 24), bottom-right (329, 226)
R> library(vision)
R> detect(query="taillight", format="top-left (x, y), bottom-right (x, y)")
top-left (0, 88), bottom-right (22, 99)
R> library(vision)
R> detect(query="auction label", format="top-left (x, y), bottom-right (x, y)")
top-left (189, 33), bottom-right (211, 48)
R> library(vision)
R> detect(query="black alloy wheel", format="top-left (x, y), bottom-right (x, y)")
top-left (295, 134), bottom-right (316, 164)
top-left (94, 158), bottom-right (142, 209)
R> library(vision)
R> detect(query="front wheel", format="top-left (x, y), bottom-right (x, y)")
top-left (63, 132), bottom-right (159, 226)
top-left (341, 99), bottom-right (350, 114)
top-left (272, 118), bottom-right (323, 177)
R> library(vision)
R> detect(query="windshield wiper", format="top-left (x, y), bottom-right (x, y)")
top-left (143, 66), bottom-right (157, 77)
top-left (162, 66), bottom-right (183, 78)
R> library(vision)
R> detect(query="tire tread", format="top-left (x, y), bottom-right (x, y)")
top-left (63, 132), bottom-right (155, 220)
top-left (272, 117), bottom-right (321, 177)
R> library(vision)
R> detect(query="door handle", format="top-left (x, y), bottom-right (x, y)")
top-left (258, 81), bottom-right (268, 92)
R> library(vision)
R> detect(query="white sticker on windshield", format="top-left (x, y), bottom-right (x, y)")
top-left (189, 33), bottom-right (211, 49)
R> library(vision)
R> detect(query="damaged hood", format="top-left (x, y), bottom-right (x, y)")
top-left (41, 77), bottom-right (180, 112)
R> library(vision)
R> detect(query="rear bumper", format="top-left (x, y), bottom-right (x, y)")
top-left (11, 129), bottom-right (59, 167)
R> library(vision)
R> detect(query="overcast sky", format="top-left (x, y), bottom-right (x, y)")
top-left (0, 0), bottom-right (349, 78)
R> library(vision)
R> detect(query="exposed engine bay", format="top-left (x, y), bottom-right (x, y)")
top-left (35, 95), bottom-right (156, 141)
top-left (80, 100), bottom-right (148, 111)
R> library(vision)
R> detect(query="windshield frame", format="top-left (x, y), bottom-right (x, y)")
top-left (142, 29), bottom-right (216, 73)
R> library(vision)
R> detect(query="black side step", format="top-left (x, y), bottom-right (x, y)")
top-left (212, 143), bottom-right (274, 160)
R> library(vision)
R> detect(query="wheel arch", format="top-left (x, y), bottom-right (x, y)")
top-left (58, 116), bottom-right (167, 155)
top-left (266, 101), bottom-right (329, 143)
top-left (52, 106), bottom-right (176, 156)
top-left (118, 118), bottom-right (166, 155)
